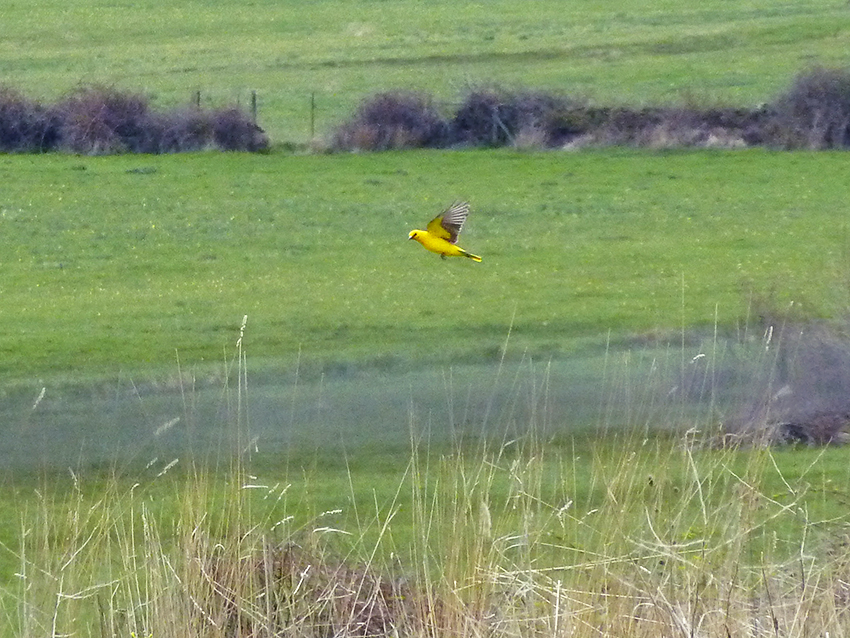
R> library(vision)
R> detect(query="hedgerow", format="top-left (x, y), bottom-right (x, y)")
top-left (0, 85), bottom-right (268, 154)
top-left (766, 66), bottom-right (850, 149)
top-left (4, 67), bottom-right (850, 153)
top-left (330, 66), bottom-right (850, 152)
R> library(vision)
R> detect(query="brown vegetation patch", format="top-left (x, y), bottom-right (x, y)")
top-left (331, 91), bottom-right (449, 151)
top-left (197, 543), bottom-right (445, 638)
top-left (0, 86), bottom-right (59, 152)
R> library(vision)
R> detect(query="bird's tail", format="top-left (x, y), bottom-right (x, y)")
top-left (463, 250), bottom-right (482, 263)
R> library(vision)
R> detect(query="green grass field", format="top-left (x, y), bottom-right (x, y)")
top-left (4, 148), bottom-right (849, 384)
top-left (3, 148), bottom-right (849, 471)
top-left (4, 0), bottom-right (850, 636)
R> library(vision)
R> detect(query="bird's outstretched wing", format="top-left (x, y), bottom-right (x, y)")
top-left (425, 202), bottom-right (470, 244)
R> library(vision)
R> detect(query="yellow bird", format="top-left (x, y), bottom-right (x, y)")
top-left (408, 201), bottom-right (482, 262)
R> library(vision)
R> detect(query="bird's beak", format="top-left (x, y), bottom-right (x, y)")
top-left (408, 231), bottom-right (415, 240)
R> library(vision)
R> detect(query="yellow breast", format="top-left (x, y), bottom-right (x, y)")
top-left (410, 230), bottom-right (464, 256)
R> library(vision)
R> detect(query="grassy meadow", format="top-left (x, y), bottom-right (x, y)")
top-left (3, 0), bottom-right (850, 636)
top-left (3, 148), bottom-right (850, 383)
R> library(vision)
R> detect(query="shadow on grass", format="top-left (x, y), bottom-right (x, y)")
top-left (4, 315), bottom-right (850, 477)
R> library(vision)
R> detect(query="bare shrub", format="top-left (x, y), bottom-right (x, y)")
top-left (581, 106), bottom-right (666, 146)
top-left (211, 107), bottom-right (270, 152)
top-left (142, 107), bottom-right (268, 153)
top-left (152, 108), bottom-right (215, 152)
top-left (451, 92), bottom-right (764, 149)
top-left (766, 66), bottom-right (850, 149)
top-left (641, 107), bottom-right (759, 148)
top-left (46, 86), bottom-right (268, 154)
top-left (507, 91), bottom-right (580, 147)
top-left (0, 86), bottom-right (60, 152)
top-left (54, 85), bottom-right (155, 154)
top-left (450, 89), bottom-right (583, 148)
top-left (572, 105), bottom-right (764, 149)
top-left (332, 92), bottom-right (449, 151)
top-left (450, 90), bottom-right (509, 146)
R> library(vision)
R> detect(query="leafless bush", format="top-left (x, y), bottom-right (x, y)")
top-left (765, 66), bottom-right (850, 149)
top-left (450, 90), bottom-right (509, 146)
top-left (332, 92), bottom-right (449, 151)
top-left (571, 106), bottom-right (665, 147)
top-left (152, 108), bottom-right (216, 152)
top-left (639, 107), bottom-right (760, 148)
top-left (450, 91), bottom-right (766, 150)
top-left (512, 91), bottom-right (588, 147)
top-left (0, 86), bottom-right (60, 152)
top-left (568, 105), bottom-right (764, 149)
top-left (55, 85), bottom-right (154, 154)
top-left (450, 89), bottom-right (579, 147)
top-left (211, 107), bottom-right (270, 152)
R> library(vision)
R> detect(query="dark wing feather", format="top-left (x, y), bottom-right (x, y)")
top-left (432, 201), bottom-right (470, 244)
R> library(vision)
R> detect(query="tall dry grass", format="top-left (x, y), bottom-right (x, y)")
top-left (4, 315), bottom-right (850, 637)
top-left (5, 428), bottom-right (849, 637)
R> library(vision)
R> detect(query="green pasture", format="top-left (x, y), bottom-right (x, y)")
top-left (3, 0), bottom-right (850, 143)
top-left (1, 147), bottom-right (848, 472)
top-left (2, 148), bottom-right (848, 384)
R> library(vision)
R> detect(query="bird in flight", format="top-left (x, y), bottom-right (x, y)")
top-left (408, 201), bottom-right (482, 262)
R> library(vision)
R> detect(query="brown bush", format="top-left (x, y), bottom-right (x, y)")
top-left (450, 89), bottom-right (580, 148)
top-left (211, 107), bottom-right (270, 152)
top-left (200, 543), bottom-right (440, 638)
top-left (332, 92), bottom-right (449, 151)
top-left (564, 105), bottom-right (766, 149)
top-left (765, 66), bottom-right (850, 149)
top-left (54, 86), bottom-right (154, 154)
top-left (507, 91), bottom-right (583, 147)
top-left (449, 90), bottom-right (508, 146)
top-left (0, 86), bottom-right (60, 152)
top-left (151, 108), bottom-right (216, 152)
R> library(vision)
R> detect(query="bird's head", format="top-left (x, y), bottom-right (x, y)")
top-left (408, 230), bottom-right (419, 241)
